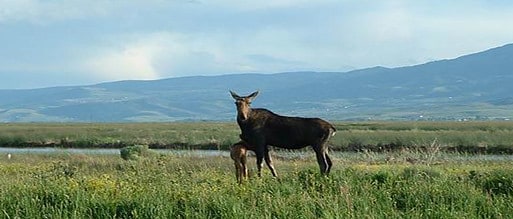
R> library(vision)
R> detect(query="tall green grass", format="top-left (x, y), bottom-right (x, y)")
top-left (1, 153), bottom-right (513, 218)
top-left (0, 122), bottom-right (240, 149)
top-left (331, 121), bottom-right (513, 153)
top-left (1, 121), bottom-right (513, 153)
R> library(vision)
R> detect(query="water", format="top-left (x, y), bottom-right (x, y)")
top-left (0, 147), bottom-right (229, 157)
top-left (1, 147), bottom-right (512, 162)
top-left (0, 147), bottom-right (119, 155)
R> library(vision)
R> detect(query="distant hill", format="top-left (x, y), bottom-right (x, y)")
top-left (1, 44), bottom-right (513, 122)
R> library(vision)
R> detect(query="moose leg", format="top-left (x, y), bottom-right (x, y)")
top-left (264, 147), bottom-right (278, 177)
top-left (314, 149), bottom-right (329, 175)
top-left (326, 153), bottom-right (333, 174)
top-left (252, 137), bottom-right (267, 177)
top-left (255, 148), bottom-right (265, 177)
top-left (313, 139), bottom-right (331, 175)
top-left (315, 132), bottom-right (334, 175)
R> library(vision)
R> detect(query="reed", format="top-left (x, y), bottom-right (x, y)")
top-left (2, 121), bottom-right (513, 153)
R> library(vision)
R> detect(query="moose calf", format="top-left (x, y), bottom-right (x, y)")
top-left (230, 141), bottom-right (249, 184)
top-left (230, 140), bottom-right (277, 183)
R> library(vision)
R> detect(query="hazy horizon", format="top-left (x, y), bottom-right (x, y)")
top-left (2, 0), bottom-right (513, 89)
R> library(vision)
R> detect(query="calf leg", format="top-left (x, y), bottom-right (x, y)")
top-left (241, 154), bottom-right (248, 180)
top-left (234, 162), bottom-right (243, 184)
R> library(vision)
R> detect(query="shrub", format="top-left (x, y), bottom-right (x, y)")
top-left (470, 170), bottom-right (513, 196)
top-left (120, 145), bottom-right (154, 161)
top-left (371, 171), bottom-right (391, 186)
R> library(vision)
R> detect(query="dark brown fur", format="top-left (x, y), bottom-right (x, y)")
top-left (230, 91), bottom-right (336, 175)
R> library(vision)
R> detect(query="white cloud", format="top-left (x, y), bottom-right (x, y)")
top-left (2, 0), bottom-right (513, 89)
top-left (0, 0), bottom-right (112, 24)
top-left (86, 47), bottom-right (160, 81)
top-left (84, 33), bottom-right (169, 81)
top-left (0, 0), bottom-right (36, 22)
top-left (400, 2), bottom-right (513, 64)
top-left (82, 31), bottom-right (240, 81)
top-left (211, 0), bottom-right (329, 10)
top-left (366, 2), bottom-right (413, 42)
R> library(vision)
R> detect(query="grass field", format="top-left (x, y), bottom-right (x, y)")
top-left (1, 121), bottom-right (513, 218)
top-left (1, 151), bottom-right (513, 218)
top-left (2, 121), bottom-right (513, 153)
top-left (0, 122), bottom-right (513, 218)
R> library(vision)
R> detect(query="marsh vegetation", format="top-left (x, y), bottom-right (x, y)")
top-left (1, 121), bottom-right (513, 218)
top-left (2, 121), bottom-right (513, 153)
top-left (1, 151), bottom-right (513, 218)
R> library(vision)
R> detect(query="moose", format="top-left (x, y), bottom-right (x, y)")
top-left (230, 140), bottom-right (277, 184)
top-left (230, 90), bottom-right (336, 176)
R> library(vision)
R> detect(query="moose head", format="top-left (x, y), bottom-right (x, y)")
top-left (230, 90), bottom-right (259, 121)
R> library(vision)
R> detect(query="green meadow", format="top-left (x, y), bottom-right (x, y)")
top-left (1, 121), bottom-right (513, 218)
top-left (2, 121), bottom-right (513, 153)
top-left (1, 152), bottom-right (513, 218)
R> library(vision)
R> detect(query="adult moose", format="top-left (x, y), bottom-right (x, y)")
top-left (230, 90), bottom-right (336, 176)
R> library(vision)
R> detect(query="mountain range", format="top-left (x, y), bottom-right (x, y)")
top-left (1, 44), bottom-right (513, 122)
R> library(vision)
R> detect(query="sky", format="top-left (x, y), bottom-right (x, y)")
top-left (1, 0), bottom-right (513, 89)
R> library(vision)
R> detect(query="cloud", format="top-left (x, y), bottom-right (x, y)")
top-left (365, 2), bottom-right (413, 42)
top-left (81, 30), bottom-right (311, 81)
top-left (84, 33), bottom-right (167, 81)
top-left (27, 0), bottom-right (513, 84)
top-left (399, 1), bottom-right (513, 64)
top-left (86, 48), bottom-right (159, 81)
top-left (2, 0), bottom-right (513, 89)
top-left (0, 0), bottom-right (112, 24)
top-left (211, 0), bottom-right (330, 11)
top-left (82, 31), bottom-right (236, 81)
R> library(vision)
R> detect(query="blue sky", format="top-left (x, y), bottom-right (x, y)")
top-left (1, 0), bottom-right (513, 89)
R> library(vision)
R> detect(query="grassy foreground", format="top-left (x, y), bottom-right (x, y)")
top-left (1, 152), bottom-right (513, 218)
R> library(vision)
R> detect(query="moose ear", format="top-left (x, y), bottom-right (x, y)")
top-left (230, 90), bottom-right (242, 100)
top-left (247, 90), bottom-right (259, 101)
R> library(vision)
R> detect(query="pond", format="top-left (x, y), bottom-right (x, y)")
top-left (0, 147), bottom-right (229, 157)
top-left (1, 147), bottom-right (513, 162)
